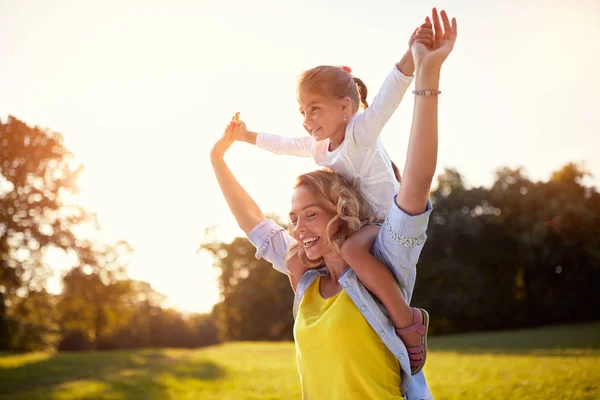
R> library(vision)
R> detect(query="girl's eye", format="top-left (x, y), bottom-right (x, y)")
top-left (307, 213), bottom-right (316, 219)
top-left (311, 107), bottom-right (319, 112)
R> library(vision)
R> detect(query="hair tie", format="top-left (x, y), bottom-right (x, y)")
top-left (341, 65), bottom-right (352, 74)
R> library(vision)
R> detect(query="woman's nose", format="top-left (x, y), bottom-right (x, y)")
top-left (295, 218), bottom-right (306, 233)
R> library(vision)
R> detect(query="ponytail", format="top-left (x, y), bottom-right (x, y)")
top-left (352, 77), bottom-right (369, 109)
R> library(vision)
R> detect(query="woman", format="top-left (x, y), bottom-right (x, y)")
top-left (210, 8), bottom-right (457, 400)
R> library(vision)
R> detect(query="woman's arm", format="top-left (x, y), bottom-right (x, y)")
top-left (396, 9), bottom-right (457, 215)
top-left (211, 122), bottom-right (294, 278)
top-left (210, 123), bottom-right (266, 235)
top-left (367, 8), bottom-right (457, 297)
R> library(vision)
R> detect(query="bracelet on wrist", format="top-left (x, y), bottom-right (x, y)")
top-left (413, 89), bottom-right (441, 96)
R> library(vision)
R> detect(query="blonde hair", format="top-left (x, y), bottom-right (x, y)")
top-left (286, 169), bottom-right (374, 268)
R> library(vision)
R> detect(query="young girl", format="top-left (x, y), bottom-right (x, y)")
top-left (229, 21), bottom-right (436, 375)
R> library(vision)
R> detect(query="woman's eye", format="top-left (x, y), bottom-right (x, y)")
top-left (307, 213), bottom-right (316, 219)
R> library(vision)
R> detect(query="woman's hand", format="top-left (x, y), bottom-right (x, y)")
top-left (210, 119), bottom-right (235, 162)
top-left (209, 113), bottom-right (266, 236)
top-left (412, 8), bottom-right (457, 71)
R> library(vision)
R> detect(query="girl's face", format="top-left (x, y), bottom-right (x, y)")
top-left (298, 90), bottom-right (351, 145)
top-left (289, 186), bottom-right (335, 261)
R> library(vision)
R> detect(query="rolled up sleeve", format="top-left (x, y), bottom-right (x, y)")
top-left (372, 196), bottom-right (432, 287)
top-left (248, 219), bottom-right (295, 275)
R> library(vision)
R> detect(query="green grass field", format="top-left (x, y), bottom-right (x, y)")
top-left (1, 322), bottom-right (599, 399)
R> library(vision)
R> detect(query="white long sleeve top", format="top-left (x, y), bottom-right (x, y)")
top-left (256, 65), bottom-right (413, 219)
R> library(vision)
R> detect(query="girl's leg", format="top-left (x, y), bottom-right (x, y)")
top-left (340, 224), bottom-right (428, 374)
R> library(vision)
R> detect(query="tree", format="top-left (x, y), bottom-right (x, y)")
top-left (0, 116), bottom-right (93, 350)
top-left (6, 289), bottom-right (60, 351)
top-left (200, 226), bottom-right (295, 341)
top-left (413, 164), bottom-right (600, 334)
top-left (57, 241), bottom-right (135, 350)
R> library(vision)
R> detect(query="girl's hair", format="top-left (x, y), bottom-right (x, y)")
top-left (391, 160), bottom-right (401, 183)
top-left (298, 66), bottom-right (369, 112)
top-left (286, 169), bottom-right (375, 268)
top-left (298, 65), bottom-right (402, 183)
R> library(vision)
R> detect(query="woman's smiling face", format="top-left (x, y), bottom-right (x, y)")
top-left (289, 185), bottom-right (336, 261)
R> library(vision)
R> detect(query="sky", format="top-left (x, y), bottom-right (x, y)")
top-left (1, 0), bottom-right (599, 313)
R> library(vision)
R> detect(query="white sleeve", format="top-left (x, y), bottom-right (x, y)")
top-left (352, 66), bottom-right (413, 147)
top-left (247, 219), bottom-right (296, 275)
top-left (256, 132), bottom-right (314, 158)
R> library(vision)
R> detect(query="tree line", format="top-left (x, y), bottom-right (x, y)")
top-left (0, 116), bottom-right (218, 351)
top-left (2, 115), bottom-right (598, 351)
top-left (201, 158), bottom-right (600, 339)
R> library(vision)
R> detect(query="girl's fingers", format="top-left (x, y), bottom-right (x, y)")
top-left (452, 17), bottom-right (458, 37)
top-left (416, 34), bottom-right (434, 43)
top-left (416, 34), bottom-right (434, 42)
top-left (415, 38), bottom-right (434, 46)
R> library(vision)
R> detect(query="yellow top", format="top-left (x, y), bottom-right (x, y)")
top-left (294, 276), bottom-right (402, 400)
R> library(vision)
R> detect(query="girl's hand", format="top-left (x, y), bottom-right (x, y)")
top-left (230, 111), bottom-right (249, 142)
top-left (412, 8), bottom-right (457, 70)
top-left (400, 21), bottom-right (435, 77)
top-left (409, 20), bottom-right (434, 49)
top-left (210, 121), bottom-right (235, 161)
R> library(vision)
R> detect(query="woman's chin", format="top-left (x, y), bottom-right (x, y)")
top-left (305, 252), bottom-right (321, 262)
top-left (305, 248), bottom-right (323, 262)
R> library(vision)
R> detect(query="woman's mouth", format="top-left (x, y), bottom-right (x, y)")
top-left (302, 236), bottom-right (320, 248)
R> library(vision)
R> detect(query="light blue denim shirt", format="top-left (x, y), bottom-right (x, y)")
top-left (248, 196), bottom-right (434, 400)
